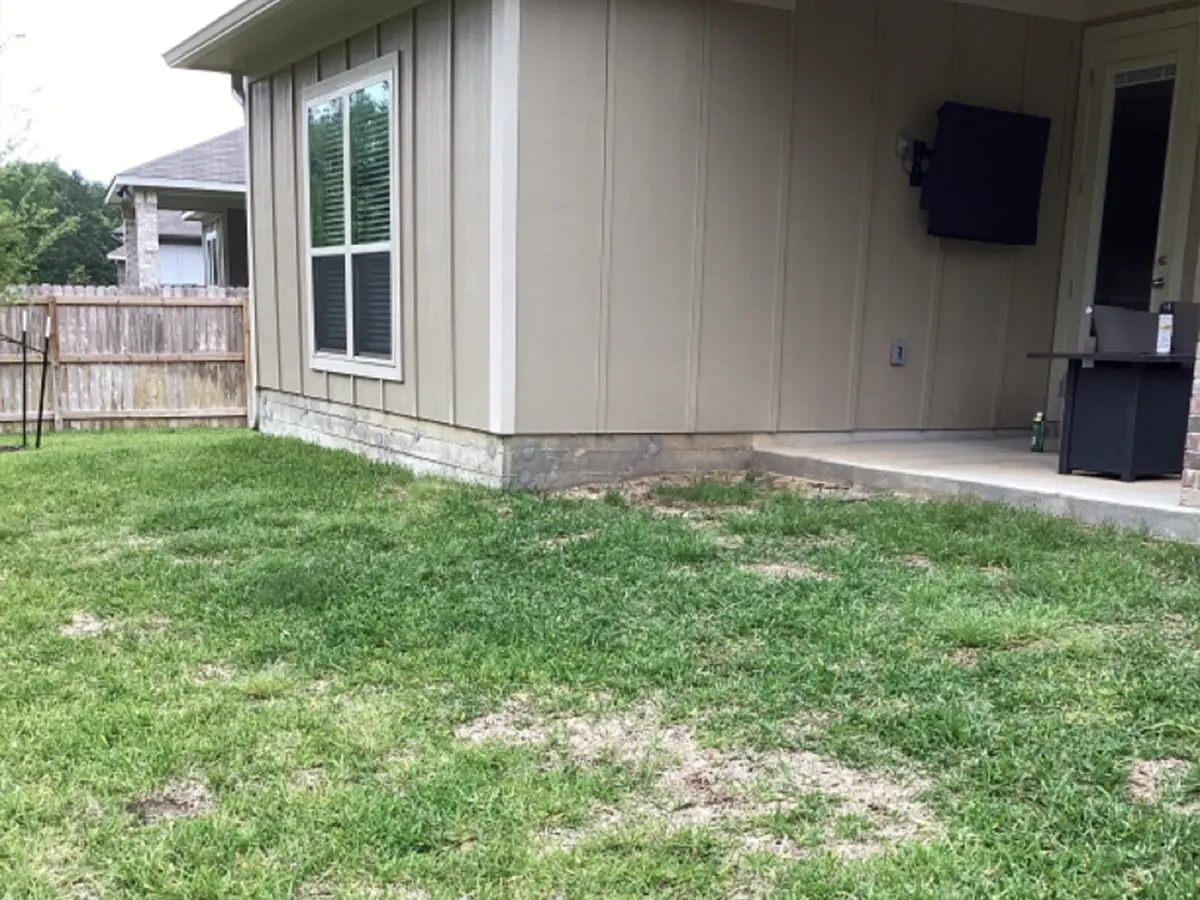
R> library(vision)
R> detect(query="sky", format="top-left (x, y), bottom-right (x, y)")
top-left (0, 0), bottom-right (245, 183)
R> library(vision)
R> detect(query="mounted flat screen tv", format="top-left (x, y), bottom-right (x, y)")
top-left (920, 102), bottom-right (1052, 246)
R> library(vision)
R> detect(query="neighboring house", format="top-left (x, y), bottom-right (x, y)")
top-left (106, 129), bottom-right (249, 289)
top-left (165, 0), bottom-right (1200, 492)
top-left (108, 211), bottom-right (206, 286)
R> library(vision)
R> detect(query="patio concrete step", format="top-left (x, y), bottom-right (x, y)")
top-left (753, 438), bottom-right (1200, 543)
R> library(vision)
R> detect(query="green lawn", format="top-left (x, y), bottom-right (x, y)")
top-left (2, 430), bottom-right (1200, 899)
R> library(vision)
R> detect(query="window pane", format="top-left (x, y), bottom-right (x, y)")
top-left (353, 251), bottom-right (391, 358)
top-left (313, 255), bottom-right (347, 353)
top-left (308, 98), bottom-right (345, 248)
top-left (350, 81), bottom-right (392, 244)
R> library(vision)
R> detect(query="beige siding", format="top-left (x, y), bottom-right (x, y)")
top-left (1000, 16), bottom-right (1082, 426)
top-left (779, 0), bottom-right (878, 432)
top-left (415, 1), bottom-right (455, 422)
top-left (245, 0), bottom-right (492, 429)
top-left (452, 0), bottom-right (493, 430)
top-left (248, 79), bottom-right (280, 393)
top-left (514, 0), bottom-right (609, 433)
top-left (603, 0), bottom-right (706, 433)
top-left (694, 1), bottom-right (791, 433)
top-left (513, 0), bottom-right (1081, 434)
top-left (271, 70), bottom-right (304, 397)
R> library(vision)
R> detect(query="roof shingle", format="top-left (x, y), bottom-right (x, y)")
top-left (115, 128), bottom-right (245, 187)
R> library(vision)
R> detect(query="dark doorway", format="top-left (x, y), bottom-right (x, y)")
top-left (1093, 74), bottom-right (1175, 311)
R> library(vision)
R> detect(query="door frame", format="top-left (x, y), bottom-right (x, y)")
top-left (1049, 8), bottom-right (1200, 413)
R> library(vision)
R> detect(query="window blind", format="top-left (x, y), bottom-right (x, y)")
top-left (308, 98), bottom-right (345, 249)
top-left (351, 83), bottom-right (391, 245)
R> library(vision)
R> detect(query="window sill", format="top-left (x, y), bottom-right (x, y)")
top-left (310, 353), bottom-right (402, 381)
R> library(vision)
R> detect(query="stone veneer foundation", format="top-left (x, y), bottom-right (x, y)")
top-left (256, 389), bottom-right (755, 489)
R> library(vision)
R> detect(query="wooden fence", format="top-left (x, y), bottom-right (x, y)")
top-left (0, 286), bottom-right (249, 433)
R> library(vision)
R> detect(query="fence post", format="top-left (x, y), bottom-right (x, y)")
top-left (242, 293), bottom-right (254, 427)
top-left (49, 296), bottom-right (61, 431)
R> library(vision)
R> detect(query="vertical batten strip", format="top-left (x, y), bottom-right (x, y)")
top-left (918, 3), bottom-right (960, 430)
top-left (846, 0), bottom-right (884, 432)
top-left (596, 0), bottom-right (618, 432)
top-left (768, 2), bottom-right (800, 433)
top-left (991, 14), bottom-right (1036, 430)
top-left (685, 0), bottom-right (715, 433)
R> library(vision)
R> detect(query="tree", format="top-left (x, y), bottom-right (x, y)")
top-left (0, 162), bottom-right (119, 286)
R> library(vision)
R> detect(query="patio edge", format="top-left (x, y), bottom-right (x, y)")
top-left (754, 448), bottom-right (1200, 543)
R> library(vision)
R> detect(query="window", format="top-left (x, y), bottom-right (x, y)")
top-left (203, 219), bottom-right (224, 287)
top-left (304, 57), bottom-right (399, 374)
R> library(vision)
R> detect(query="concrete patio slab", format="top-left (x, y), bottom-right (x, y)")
top-left (754, 436), bottom-right (1200, 543)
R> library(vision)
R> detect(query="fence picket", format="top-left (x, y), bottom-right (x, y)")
top-left (0, 287), bottom-right (249, 434)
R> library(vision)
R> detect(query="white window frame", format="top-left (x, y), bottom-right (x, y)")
top-left (301, 53), bottom-right (402, 380)
top-left (203, 218), bottom-right (225, 287)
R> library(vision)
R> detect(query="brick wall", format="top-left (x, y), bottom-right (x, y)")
top-left (121, 206), bottom-right (138, 288)
top-left (133, 190), bottom-right (160, 289)
top-left (1185, 353), bottom-right (1200, 508)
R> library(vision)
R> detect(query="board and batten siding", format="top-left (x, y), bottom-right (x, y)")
top-left (512, 0), bottom-right (1082, 434)
top-left (246, 0), bottom-right (493, 431)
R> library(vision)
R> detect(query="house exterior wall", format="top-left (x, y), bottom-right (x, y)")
top-left (511, 0), bottom-right (1083, 435)
top-left (246, 0), bottom-right (493, 432)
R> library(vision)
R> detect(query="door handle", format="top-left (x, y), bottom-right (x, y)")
top-left (1153, 277), bottom-right (1167, 289)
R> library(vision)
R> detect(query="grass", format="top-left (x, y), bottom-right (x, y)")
top-left (1, 430), bottom-right (1200, 898)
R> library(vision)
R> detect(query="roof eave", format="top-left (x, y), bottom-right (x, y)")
top-left (165, 0), bottom-right (426, 76)
top-left (106, 177), bottom-right (247, 206)
top-left (164, 0), bottom-right (293, 72)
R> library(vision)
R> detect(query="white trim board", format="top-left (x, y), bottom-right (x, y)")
top-left (242, 75), bottom-right (259, 428)
top-left (489, 0), bottom-right (520, 436)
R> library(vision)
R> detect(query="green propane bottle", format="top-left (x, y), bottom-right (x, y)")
top-left (1031, 412), bottom-right (1046, 454)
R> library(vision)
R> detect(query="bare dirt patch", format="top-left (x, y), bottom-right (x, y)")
top-left (740, 563), bottom-right (836, 582)
top-left (1158, 614), bottom-right (1198, 647)
top-left (456, 700), bottom-right (941, 860)
top-left (172, 555), bottom-right (232, 566)
top-left (191, 662), bottom-right (237, 685)
top-left (299, 880), bottom-right (430, 900)
top-left (554, 472), bottom-right (876, 512)
top-left (127, 778), bottom-right (215, 824)
top-left (289, 767), bottom-right (326, 792)
top-left (538, 533), bottom-right (595, 550)
top-left (1129, 758), bottom-right (1195, 813)
top-left (804, 531), bottom-right (857, 550)
top-left (780, 711), bottom-right (838, 741)
top-left (1005, 623), bottom-right (1133, 655)
top-left (139, 615), bottom-right (172, 634)
top-left (946, 648), bottom-right (980, 669)
top-left (903, 555), bottom-right (935, 570)
top-left (454, 696), bottom-right (548, 746)
top-left (125, 535), bottom-right (166, 550)
top-left (59, 612), bottom-right (115, 639)
top-left (556, 472), bottom-right (747, 505)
